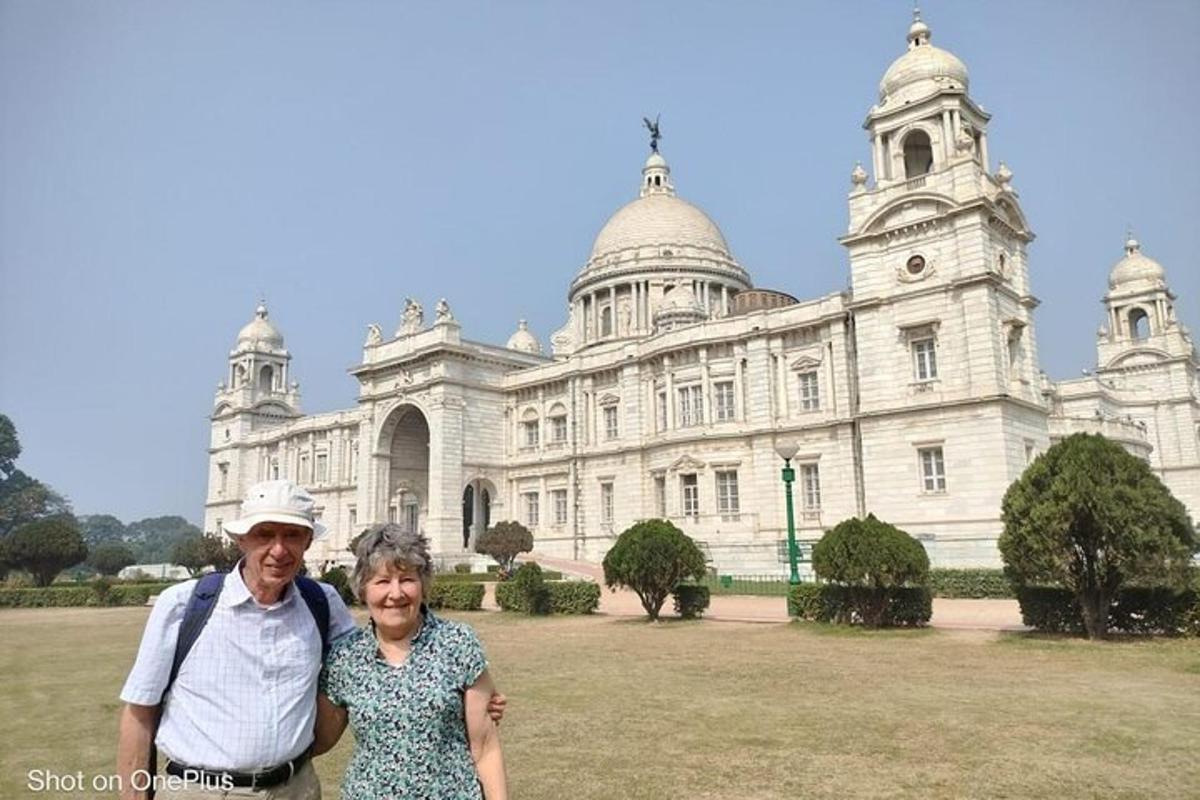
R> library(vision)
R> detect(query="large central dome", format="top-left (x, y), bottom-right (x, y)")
top-left (569, 151), bottom-right (750, 303)
top-left (589, 188), bottom-right (731, 265)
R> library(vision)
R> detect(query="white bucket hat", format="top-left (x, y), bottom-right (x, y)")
top-left (223, 480), bottom-right (327, 540)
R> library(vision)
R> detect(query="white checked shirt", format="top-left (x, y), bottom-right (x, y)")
top-left (120, 567), bottom-right (356, 771)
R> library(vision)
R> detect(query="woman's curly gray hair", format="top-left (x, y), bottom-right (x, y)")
top-left (352, 524), bottom-right (434, 602)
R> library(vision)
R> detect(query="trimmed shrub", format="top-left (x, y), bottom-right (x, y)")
top-left (475, 521), bottom-right (534, 573)
top-left (1017, 585), bottom-right (1200, 636)
top-left (453, 562), bottom-right (472, 574)
top-left (319, 566), bottom-right (356, 606)
top-left (433, 569), bottom-right (561, 583)
top-left (496, 579), bottom-right (600, 614)
top-left (509, 562), bottom-right (550, 614)
top-left (426, 581), bottom-right (485, 611)
top-left (786, 583), bottom-right (932, 627)
top-left (812, 514), bottom-right (930, 627)
top-left (929, 568), bottom-right (1014, 599)
top-left (672, 584), bottom-right (711, 619)
top-left (603, 520), bottom-right (707, 620)
top-left (548, 581), bottom-right (600, 614)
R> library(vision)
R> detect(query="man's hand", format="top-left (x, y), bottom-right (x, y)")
top-left (486, 691), bottom-right (507, 724)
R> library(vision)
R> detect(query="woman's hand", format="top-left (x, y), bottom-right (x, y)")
top-left (465, 670), bottom-right (508, 800)
top-left (486, 691), bottom-right (507, 724)
top-left (312, 692), bottom-right (348, 756)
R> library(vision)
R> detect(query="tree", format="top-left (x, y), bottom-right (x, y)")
top-left (475, 521), bottom-right (533, 573)
top-left (3, 516), bottom-right (88, 586)
top-left (87, 542), bottom-right (137, 576)
top-left (602, 519), bottom-right (707, 621)
top-left (812, 514), bottom-right (930, 627)
top-left (1000, 433), bottom-right (1196, 639)
top-left (79, 514), bottom-right (130, 547)
top-left (127, 515), bottom-right (202, 563)
top-left (0, 414), bottom-right (72, 538)
top-left (172, 534), bottom-right (241, 576)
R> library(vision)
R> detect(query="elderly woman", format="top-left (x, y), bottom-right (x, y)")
top-left (314, 524), bottom-right (507, 800)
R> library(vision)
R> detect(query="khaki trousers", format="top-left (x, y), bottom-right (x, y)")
top-left (155, 760), bottom-right (321, 800)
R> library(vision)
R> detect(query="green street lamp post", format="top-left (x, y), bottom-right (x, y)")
top-left (775, 441), bottom-right (801, 599)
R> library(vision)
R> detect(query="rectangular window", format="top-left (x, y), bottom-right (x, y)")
top-left (681, 474), bottom-right (699, 519)
top-left (348, 506), bottom-right (357, 529)
top-left (403, 503), bottom-right (418, 532)
top-left (218, 462), bottom-right (229, 495)
top-left (913, 339), bottom-right (938, 381)
top-left (299, 454), bottom-right (311, 484)
top-left (600, 482), bottom-right (614, 524)
top-left (523, 492), bottom-right (540, 528)
top-left (715, 470), bottom-right (739, 518)
top-left (315, 452), bottom-right (328, 483)
top-left (552, 489), bottom-right (568, 525)
top-left (801, 464), bottom-right (821, 510)
top-left (714, 381), bottom-right (735, 421)
top-left (798, 371), bottom-right (820, 411)
top-left (271, 458), bottom-right (280, 480)
top-left (604, 406), bottom-right (619, 440)
top-left (349, 439), bottom-right (359, 482)
top-left (551, 416), bottom-right (568, 443)
top-left (677, 385), bottom-right (703, 427)
top-left (1024, 440), bottom-right (1036, 465)
top-left (522, 420), bottom-right (540, 448)
top-left (919, 446), bottom-right (947, 492)
top-left (654, 476), bottom-right (666, 517)
top-left (656, 391), bottom-right (668, 432)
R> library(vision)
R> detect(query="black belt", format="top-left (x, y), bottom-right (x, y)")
top-left (165, 749), bottom-right (310, 790)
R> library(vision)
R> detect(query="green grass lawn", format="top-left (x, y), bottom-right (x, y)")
top-left (2, 607), bottom-right (1198, 799)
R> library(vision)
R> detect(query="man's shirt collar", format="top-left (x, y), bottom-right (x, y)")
top-left (219, 561), bottom-right (298, 610)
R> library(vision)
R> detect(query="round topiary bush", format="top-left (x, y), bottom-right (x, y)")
top-left (812, 514), bottom-right (930, 627)
top-left (602, 519), bottom-right (707, 621)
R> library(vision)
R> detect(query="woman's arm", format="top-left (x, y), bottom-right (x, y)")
top-left (313, 692), bottom-right (348, 756)
top-left (465, 669), bottom-right (508, 800)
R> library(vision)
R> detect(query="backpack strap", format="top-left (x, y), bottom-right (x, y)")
top-left (164, 571), bottom-right (227, 702)
top-left (295, 575), bottom-right (331, 658)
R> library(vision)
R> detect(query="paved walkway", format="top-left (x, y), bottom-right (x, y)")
top-left (521, 552), bottom-right (1028, 631)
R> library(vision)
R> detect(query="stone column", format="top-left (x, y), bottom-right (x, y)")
top-left (872, 135), bottom-right (884, 182)
top-left (609, 285), bottom-right (617, 336)
top-left (942, 111), bottom-right (954, 161)
top-left (979, 131), bottom-right (990, 171)
top-left (734, 352), bottom-right (746, 421)
top-left (664, 356), bottom-right (676, 430)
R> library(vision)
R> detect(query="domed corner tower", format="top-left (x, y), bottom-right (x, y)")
top-left (841, 10), bottom-right (1050, 567)
top-left (205, 301), bottom-right (303, 533)
top-left (563, 146), bottom-right (753, 350)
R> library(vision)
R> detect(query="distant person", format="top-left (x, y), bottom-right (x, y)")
top-left (115, 481), bottom-right (504, 799)
top-left (314, 524), bottom-right (507, 799)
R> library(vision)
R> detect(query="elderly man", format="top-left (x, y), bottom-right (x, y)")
top-left (116, 480), bottom-right (502, 799)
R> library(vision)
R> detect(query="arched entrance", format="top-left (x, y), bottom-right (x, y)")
top-left (461, 477), bottom-right (495, 550)
top-left (380, 405), bottom-right (430, 533)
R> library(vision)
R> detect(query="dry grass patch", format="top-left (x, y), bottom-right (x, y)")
top-left (1, 608), bottom-right (1197, 799)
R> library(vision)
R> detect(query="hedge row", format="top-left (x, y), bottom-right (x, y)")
top-left (1016, 586), bottom-right (1200, 636)
top-left (787, 584), bottom-right (932, 627)
top-left (434, 570), bottom-right (563, 583)
top-left (0, 582), bottom-right (179, 608)
top-left (426, 582), bottom-right (486, 611)
top-left (494, 580), bottom-right (601, 614)
top-left (928, 569), bottom-right (1014, 599)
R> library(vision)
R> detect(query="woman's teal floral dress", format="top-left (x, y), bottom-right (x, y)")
top-left (320, 610), bottom-right (488, 799)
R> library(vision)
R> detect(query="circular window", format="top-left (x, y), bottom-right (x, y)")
top-left (906, 255), bottom-right (926, 275)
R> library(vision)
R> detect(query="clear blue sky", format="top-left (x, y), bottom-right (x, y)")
top-left (2, 1), bottom-right (1198, 525)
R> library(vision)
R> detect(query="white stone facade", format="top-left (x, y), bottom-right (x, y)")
top-left (203, 13), bottom-right (1199, 574)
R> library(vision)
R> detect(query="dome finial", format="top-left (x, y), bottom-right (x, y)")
top-left (255, 298), bottom-right (269, 319)
top-left (907, 4), bottom-right (931, 48)
top-left (1125, 226), bottom-right (1140, 255)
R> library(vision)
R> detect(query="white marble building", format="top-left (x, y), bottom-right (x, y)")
top-left (203, 14), bottom-right (1199, 573)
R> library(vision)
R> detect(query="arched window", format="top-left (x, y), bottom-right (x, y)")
top-left (903, 129), bottom-right (934, 178)
top-left (258, 365), bottom-right (274, 391)
top-left (1128, 308), bottom-right (1150, 340)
